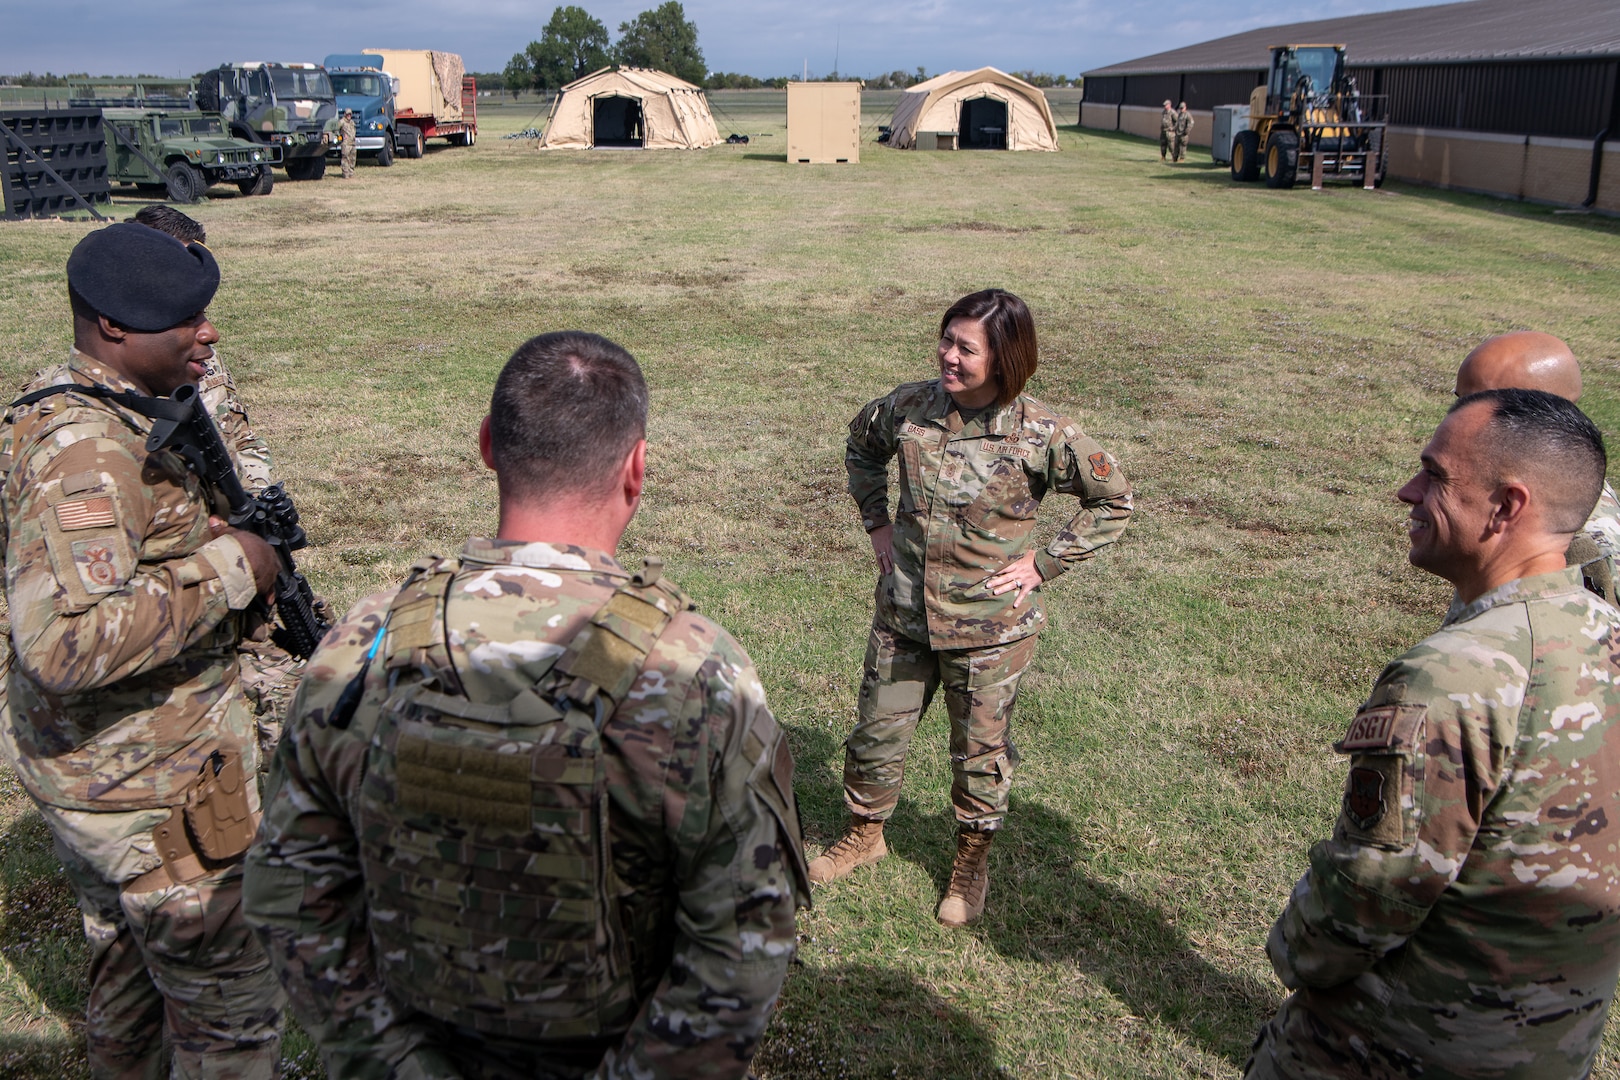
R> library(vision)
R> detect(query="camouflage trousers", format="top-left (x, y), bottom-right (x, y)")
top-left (1160, 131), bottom-right (1173, 158)
top-left (236, 636), bottom-right (302, 776)
top-left (34, 800), bottom-right (284, 1079)
top-left (1172, 133), bottom-right (1189, 161)
top-left (842, 623), bottom-right (1036, 831)
top-left (340, 143), bottom-right (356, 178)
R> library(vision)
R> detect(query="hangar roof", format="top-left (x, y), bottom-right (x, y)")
top-left (1084, 0), bottom-right (1620, 76)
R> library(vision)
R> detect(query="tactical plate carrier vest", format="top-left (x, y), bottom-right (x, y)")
top-left (356, 555), bottom-right (694, 1038)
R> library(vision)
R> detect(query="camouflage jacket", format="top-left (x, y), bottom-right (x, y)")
top-left (847, 380), bottom-right (1132, 649)
top-left (244, 538), bottom-right (809, 1080)
top-left (1265, 566), bottom-right (1620, 1078)
top-left (1173, 109), bottom-right (1193, 136)
top-left (1584, 479), bottom-right (1620, 556)
top-left (0, 349), bottom-right (261, 810)
top-left (197, 349), bottom-right (275, 495)
top-left (1160, 108), bottom-right (1175, 135)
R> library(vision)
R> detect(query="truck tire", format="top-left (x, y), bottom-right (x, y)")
top-left (466, 128), bottom-right (475, 147)
top-left (1231, 131), bottom-right (1260, 182)
top-left (238, 166), bottom-right (273, 196)
top-left (404, 127), bottom-right (424, 158)
top-left (286, 156), bottom-right (327, 181)
top-left (1265, 130), bottom-right (1300, 189)
top-left (165, 161), bottom-right (205, 203)
top-left (376, 137), bottom-right (394, 166)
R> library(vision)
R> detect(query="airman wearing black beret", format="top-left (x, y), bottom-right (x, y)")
top-left (66, 220), bottom-right (219, 331)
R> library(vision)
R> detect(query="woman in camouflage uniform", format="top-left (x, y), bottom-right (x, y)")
top-left (810, 289), bottom-right (1133, 926)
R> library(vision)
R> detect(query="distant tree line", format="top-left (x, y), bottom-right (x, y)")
top-left (1, 72), bottom-right (90, 86)
top-left (491, 7), bottom-right (1079, 97)
top-left (502, 3), bottom-right (707, 93)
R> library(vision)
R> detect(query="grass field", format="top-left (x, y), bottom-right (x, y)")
top-left (2, 88), bottom-right (1620, 1078)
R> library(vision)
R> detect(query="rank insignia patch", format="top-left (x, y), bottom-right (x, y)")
top-left (1346, 766), bottom-right (1386, 830)
top-left (1088, 452), bottom-right (1114, 482)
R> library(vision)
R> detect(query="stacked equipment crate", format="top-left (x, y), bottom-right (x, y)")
top-left (0, 108), bottom-right (110, 221)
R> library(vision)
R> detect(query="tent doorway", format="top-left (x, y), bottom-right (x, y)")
top-left (959, 96), bottom-right (1008, 149)
top-left (593, 95), bottom-right (645, 147)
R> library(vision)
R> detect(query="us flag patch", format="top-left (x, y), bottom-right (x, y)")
top-left (56, 497), bottom-right (115, 531)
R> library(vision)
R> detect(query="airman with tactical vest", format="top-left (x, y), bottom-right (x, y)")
top-left (244, 331), bottom-right (809, 1079)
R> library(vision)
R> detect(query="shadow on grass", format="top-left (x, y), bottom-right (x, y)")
top-left (741, 153), bottom-right (789, 163)
top-left (754, 961), bottom-right (1001, 1080)
top-left (962, 798), bottom-right (1278, 1066)
top-left (0, 1033), bottom-right (89, 1079)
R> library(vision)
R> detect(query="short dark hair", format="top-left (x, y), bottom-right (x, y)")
top-left (1450, 388), bottom-right (1608, 534)
top-left (489, 332), bottom-right (648, 500)
top-left (938, 289), bottom-right (1038, 407)
top-left (132, 205), bottom-right (206, 245)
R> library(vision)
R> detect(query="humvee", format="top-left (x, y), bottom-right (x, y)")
top-left (69, 79), bottom-right (279, 201)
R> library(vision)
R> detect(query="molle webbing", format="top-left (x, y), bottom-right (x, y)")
top-left (357, 557), bottom-right (687, 1039)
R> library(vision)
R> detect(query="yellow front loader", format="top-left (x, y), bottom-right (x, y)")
top-left (1230, 44), bottom-right (1388, 190)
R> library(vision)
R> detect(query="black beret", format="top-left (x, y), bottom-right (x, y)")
top-left (67, 222), bottom-right (219, 331)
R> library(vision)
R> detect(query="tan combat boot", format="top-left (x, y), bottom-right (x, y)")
top-left (936, 829), bottom-right (993, 927)
top-left (807, 818), bottom-right (887, 884)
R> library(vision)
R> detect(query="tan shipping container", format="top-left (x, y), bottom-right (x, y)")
top-left (788, 82), bottom-right (860, 164)
top-left (363, 49), bottom-right (465, 121)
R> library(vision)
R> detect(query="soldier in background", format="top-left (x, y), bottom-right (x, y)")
top-left (811, 290), bottom-right (1132, 927)
top-left (1172, 102), bottom-right (1193, 162)
top-left (130, 205), bottom-right (303, 769)
top-left (244, 331), bottom-right (809, 1079)
top-left (1159, 100), bottom-right (1174, 162)
top-left (1247, 389), bottom-right (1620, 1079)
top-left (0, 223), bottom-right (285, 1075)
top-left (1453, 330), bottom-right (1620, 594)
top-left (339, 109), bottom-right (357, 178)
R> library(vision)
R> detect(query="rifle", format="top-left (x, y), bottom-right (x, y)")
top-left (143, 383), bottom-right (330, 658)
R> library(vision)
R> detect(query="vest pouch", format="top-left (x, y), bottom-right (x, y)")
top-left (183, 750), bottom-right (255, 863)
top-left (358, 689), bottom-right (639, 1040)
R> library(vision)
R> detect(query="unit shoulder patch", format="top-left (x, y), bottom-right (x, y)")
top-left (71, 536), bottom-right (127, 594)
top-left (1088, 451), bottom-right (1115, 482)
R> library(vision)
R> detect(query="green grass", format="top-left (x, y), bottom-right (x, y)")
top-left (2, 89), bottom-right (1619, 1077)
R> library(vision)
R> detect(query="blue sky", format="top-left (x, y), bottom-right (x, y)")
top-left (4, 0), bottom-right (1433, 80)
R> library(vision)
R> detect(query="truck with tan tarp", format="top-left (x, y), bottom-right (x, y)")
top-left (361, 49), bottom-right (476, 156)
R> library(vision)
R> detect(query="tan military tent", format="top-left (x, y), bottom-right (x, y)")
top-left (886, 68), bottom-right (1059, 151)
top-left (539, 67), bottom-right (720, 150)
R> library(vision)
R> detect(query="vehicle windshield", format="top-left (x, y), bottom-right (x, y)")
top-left (331, 73), bottom-right (384, 97)
top-left (1292, 48), bottom-right (1339, 95)
top-left (269, 69), bottom-right (334, 100)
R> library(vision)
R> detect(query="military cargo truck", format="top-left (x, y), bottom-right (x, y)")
top-left (323, 54), bottom-right (399, 166)
top-left (196, 62), bottom-right (338, 180)
top-left (361, 49), bottom-right (476, 155)
top-left (69, 79), bottom-right (279, 201)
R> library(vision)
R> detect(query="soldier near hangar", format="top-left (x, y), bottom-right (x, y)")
top-left (339, 108), bottom-right (357, 178)
top-left (130, 205), bottom-right (304, 769)
top-left (0, 223), bottom-right (285, 1076)
top-left (1172, 101), bottom-right (1193, 162)
top-left (811, 289), bottom-right (1132, 927)
top-left (1160, 99), bottom-right (1174, 161)
top-left (243, 331), bottom-right (810, 1079)
top-left (1454, 329), bottom-right (1620, 603)
top-left (1246, 389), bottom-right (1620, 1080)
